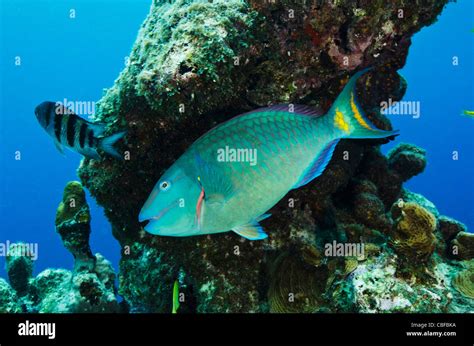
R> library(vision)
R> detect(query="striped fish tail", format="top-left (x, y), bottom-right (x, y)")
top-left (329, 68), bottom-right (399, 140)
top-left (99, 131), bottom-right (127, 159)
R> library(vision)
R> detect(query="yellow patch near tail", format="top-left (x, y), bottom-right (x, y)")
top-left (334, 108), bottom-right (350, 133)
top-left (350, 92), bottom-right (372, 130)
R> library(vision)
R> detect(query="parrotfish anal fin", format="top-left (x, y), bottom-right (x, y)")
top-left (195, 153), bottom-right (234, 199)
top-left (54, 140), bottom-right (65, 155)
top-left (293, 139), bottom-right (340, 189)
top-left (233, 215), bottom-right (271, 240)
top-left (88, 123), bottom-right (107, 137)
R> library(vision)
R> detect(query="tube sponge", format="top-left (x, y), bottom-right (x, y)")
top-left (6, 243), bottom-right (33, 296)
top-left (55, 181), bottom-right (95, 272)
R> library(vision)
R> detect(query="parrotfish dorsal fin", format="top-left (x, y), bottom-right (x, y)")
top-left (241, 104), bottom-right (325, 118)
top-left (194, 153), bottom-right (235, 199)
top-left (293, 139), bottom-right (340, 189)
top-left (232, 214), bottom-right (271, 240)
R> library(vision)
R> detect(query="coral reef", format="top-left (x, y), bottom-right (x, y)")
top-left (55, 181), bottom-right (96, 271)
top-left (4, 0), bottom-right (471, 314)
top-left (0, 253), bottom-right (121, 313)
top-left (0, 183), bottom-right (121, 313)
top-left (72, 0), bottom-right (468, 313)
top-left (31, 254), bottom-right (120, 313)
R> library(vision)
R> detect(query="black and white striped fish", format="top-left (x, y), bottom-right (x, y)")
top-left (34, 101), bottom-right (126, 160)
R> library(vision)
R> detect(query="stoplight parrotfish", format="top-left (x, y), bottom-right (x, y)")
top-left (139, 69), bottom-right (398, 240)
top-left (34, 101), bottom-right (126, 160)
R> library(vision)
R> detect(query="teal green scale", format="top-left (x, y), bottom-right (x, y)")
top-left (139, 69), bottom-right (398, 240)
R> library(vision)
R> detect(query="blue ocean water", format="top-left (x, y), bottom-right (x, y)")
top-left (0, 0), bottom-right (472, 280)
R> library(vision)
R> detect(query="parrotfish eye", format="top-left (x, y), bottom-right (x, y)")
top-left (159, 181), bottom-right (171, 191)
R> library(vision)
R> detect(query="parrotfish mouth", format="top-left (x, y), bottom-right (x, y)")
top-left (138, 199), bottom-right (179, 224)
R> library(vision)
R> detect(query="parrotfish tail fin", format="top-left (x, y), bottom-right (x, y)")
top-left (99, 131), bottom-right (127, 159)
top-left (330, 68), bottom-right (399, 140)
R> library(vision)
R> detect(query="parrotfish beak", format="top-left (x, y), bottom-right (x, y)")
top-left (142, 218), bottom-right (161, 235)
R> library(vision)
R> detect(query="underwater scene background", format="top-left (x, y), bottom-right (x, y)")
top-left (0, 0), bottom-right (473, 313)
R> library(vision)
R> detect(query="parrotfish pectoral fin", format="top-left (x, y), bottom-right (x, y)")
top-left (206, 193), bottom-right (225, 208)
top-left (100, 131), bottom-right (127, 159)
top-left (194, 153), bottom-right (235, 199)
top-left (330, 67), bottom-right (399, 140)
top-left (293, 139), bottom-right (340, 189)
top-left (232, 214), bottom-right (271, 240)
top-left (54, 140), bottom-right (65, 155)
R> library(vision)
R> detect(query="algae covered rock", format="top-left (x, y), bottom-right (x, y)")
top-left (6, 242), bottom-right (34, 296)
top-left (31, 254), bottom-right (120, 313)
top-left (451, 232), bottom-right (474, 261)
top-left (351, 250), bottom-right (452, 313)
top-left (0, 278), bottom-right (22, 313)
top-left (55, 181), bottom-right (95, 271)
top-left (118, 242), bottom-right (179, 313)
top-left (400, 189), bottom-right (439, 217)
top-left (387, 143), bottom-right (427, 182)
top-left (438, 215), bottom-right (466, 242)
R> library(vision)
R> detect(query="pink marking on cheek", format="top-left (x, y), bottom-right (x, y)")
top-left (195, 188), bottom-right (205, 228)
